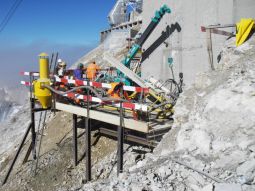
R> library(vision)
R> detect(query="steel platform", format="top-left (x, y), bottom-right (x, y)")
top-left (55, 102), bottom-right (173, 134)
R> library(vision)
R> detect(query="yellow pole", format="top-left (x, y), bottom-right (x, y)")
top-left (39, 53), bottom-right (49, 79)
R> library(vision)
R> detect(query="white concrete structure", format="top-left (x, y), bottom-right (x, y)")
top-left (141, 0), bottom-right (255, 85)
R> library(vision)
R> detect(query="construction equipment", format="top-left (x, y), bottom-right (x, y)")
top-left (105, 4), bottom-right (184, 118)
top-left (21, 4), bottom-right (182, 121)
top-left (118, 4), bottom-right (171, 81)
top-left (13, 3), bottom-right (185, 185)
top-left (236, 18), bottom-right (255, 46)
top-left (33, 53), bottom-right (52, 108)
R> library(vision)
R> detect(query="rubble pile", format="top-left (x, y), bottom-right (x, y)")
top-left (78, 36), bottom-right (255, 191)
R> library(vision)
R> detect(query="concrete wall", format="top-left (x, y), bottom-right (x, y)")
top-left (234, 0), bottom-right (255, 22)
top-left (141, 0), bottom-right (255, 86)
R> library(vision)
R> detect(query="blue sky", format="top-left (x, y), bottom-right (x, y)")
top-left (0, 0), bottom-right (115, 86)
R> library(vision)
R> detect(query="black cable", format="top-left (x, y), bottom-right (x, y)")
top-left (0, 0), bottom-right (23, 33)
top-left (0, 0), bottom-right (20, 28)
top-left (1, 0), bottom-right (23, 27)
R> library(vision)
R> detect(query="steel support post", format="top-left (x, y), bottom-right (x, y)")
top-left (30, 98), bottom-right (36, 160)
top-left (2, 123), bottom-right (32, 185)
top-left (73, 114), bottom-right (78, 166)
top-left (85, 89), bottom-right (91, 181)
top-left (117, 101), bottom-right (124, 176)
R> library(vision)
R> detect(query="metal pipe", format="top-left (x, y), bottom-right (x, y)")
top-left (148, 101), bottom-right (173, 113)
top-left (53, 52), bottom-right (58, 74)
top-left (203, 24), bottom-right (235, 29)
top-left (30, 98), bottom-right (36, 160)
top-left (117, 101), bottom-right (124, 175)
top-left (49, 53), bottom-right (54, 71)
top-left (2, 123), bottom-right (32, 185)
top-left (85, 89), bottom-right (91, 181)
top-left (42, 84), bottom-right (128, 103)
top-left (171, 158), bottom-right (224, 183)
top-left (73, 114), bottom-right (78, 166)
top-left (34, 110), bottom-right (47, 175)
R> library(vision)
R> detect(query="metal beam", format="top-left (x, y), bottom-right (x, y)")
top-left (104, 52), bottom-right (147, 88)
top-left (30, 98), bottom-right (36, 160)
top-left (201, 24), bottom-right (235, 30)
top-left (72, 114), bottom-right (78, 166)
top-left (117, 102), bottom-right (124, 175)
top-left (201, 26), bottom-right (235, 37)
top-left (103, 53), bottom-right (162, 101)
top-left (56, 102), bottom-right (149, 133)
top-left (85, 90), bottom-right (91, 181)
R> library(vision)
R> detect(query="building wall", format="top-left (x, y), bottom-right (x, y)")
top-left (234, 0), bottom-right (255, 22)
top-left (141, 0), bottom-right (255, 86)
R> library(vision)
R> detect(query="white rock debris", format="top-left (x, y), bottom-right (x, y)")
top-left (77, 36), bottom-right (255, 191)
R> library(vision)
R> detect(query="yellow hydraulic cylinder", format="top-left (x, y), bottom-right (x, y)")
top-left (34, 53), bottom-right (52, 109)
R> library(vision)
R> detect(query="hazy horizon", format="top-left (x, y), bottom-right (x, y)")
top-left (0, 0), bottom-right (115, 86)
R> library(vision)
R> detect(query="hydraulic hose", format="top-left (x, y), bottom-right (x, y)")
top-left (148, 101), bottom-right (174, 113)
top-left (162, 78), bottom-right (181, 95)
top-left (42, 84), bottom-right (128, 103)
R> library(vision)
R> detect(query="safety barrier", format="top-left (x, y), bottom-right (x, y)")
top-left (55, 76), bottom-right (149, 93)
top-left (20, 81), bottom-right (31, 86)
top-left (64, 92), bottom-right (148, 111)
top-left (20, 71), bottom-right (149, 93)
top-left (20, 71), bottom-right (39, 77)
top-left (20, 72), bottom-right (149, 112)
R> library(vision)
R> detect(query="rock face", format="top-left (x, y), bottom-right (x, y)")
top-left (171, 36), bottom-right (255, 184)
top-left (0, 87), bottom-right (33, 158)
top-left (78, 36), bottom-right (255, 190)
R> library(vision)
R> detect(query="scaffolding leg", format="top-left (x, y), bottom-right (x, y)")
top-left (85, 90), bottom-right (91, 181)
top-left (73, 114), bottom-right (78, 166)
top-left (117, 102), bottom-right (124, 176)
top-left (2, 123), bottom-right (32, 185)
top-left (30, 98), bottom-right (36, 160)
